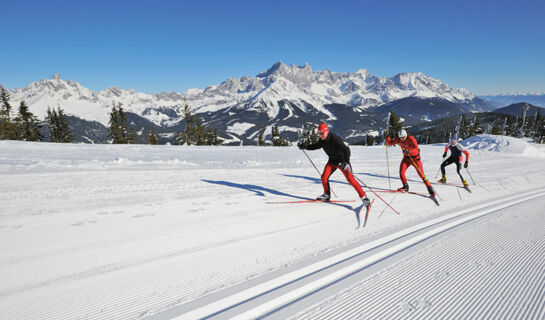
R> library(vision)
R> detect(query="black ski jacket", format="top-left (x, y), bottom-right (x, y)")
top-left (304, 132), bottom-right (350, 165)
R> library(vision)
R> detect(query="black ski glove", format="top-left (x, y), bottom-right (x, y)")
top-left (297, 141), bottom-right (305, 150)
top-left (464, 161), bottom-right (468, 168)
top-left (403, 149), bottom-right (410, 155)
top-left (339, 161), bottom-right (350, 171)
top-left (442, 152), bottom-right (447, 158)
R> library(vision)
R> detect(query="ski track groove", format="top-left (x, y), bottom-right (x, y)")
top-left (512, 250), bottom-right (544, 319)
top-left (525, 265), bottom-right (545, 320)
top-left (253, 198), bottom-right (512, 320)
top-left (492, 241), bottom-right (544, 318)
top-left (291, 199), bottom-right (545, 320)
top-left (443, 227), bottom-right (513, 318)
top-left (500, 242), bottom-right (541, 320)
top-left (371, 216), bottom-right (512, 317)
top-left (451, 231), bottom-right (525, 319)
top-left (287, 192), bottom-right (544, 320)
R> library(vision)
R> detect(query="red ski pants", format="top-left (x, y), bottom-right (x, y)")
top-left (399, 157), bottom-right (431, 187)
top-left (321, 162), bottom-right (366, 198)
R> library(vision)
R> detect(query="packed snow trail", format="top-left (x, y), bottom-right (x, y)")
top-left (157, 189), bottom-right (545, 319)
top-left (289, 194), bottom-right (545, 320)
top-left (0, 136), bottom-right (544, 320)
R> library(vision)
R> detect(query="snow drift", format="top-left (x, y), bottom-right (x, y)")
top-left (463, 134), bottom-right (545, 158)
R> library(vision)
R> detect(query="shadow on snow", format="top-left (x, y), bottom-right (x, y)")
top-left (201, 179), bottom-right (361, 224)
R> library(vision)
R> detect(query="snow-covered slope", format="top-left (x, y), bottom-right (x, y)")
top-left (1, 135), bottom-right (544, 319)
top-left (5, 63), bottom-right (480, 128)
top-left (464, 134), bottom-right (545, 158)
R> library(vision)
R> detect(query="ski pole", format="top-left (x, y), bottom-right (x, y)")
top-left (466, 167), bottom-right (476, 185)
top-left (384, 114), bottom-right (392, 190)
top-left (434, 159), bottom-right (446, 178)
top-left (385, 136), bottom-right (391, 190)
top-left (354, 175), bottom-right (400, 215)
top-left (402, 148), bottom-right (441, 200)
top-left (434, 166), bottom-right (441, 179)
top-left (301, 149), bottom-right (338, 198)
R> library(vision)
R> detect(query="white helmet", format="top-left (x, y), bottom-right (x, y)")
top-left (398, 129), bottom-right (407, 138)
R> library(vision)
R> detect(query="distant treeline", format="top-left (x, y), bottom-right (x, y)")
top-left (354, 109), bottom-right (545, 146)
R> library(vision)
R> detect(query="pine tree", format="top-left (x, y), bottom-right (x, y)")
top-left (459, 114), bottom-right (471, 139)
top-left (47, 107), bottom-right (58, 142)
top-left (119, 106), bottom-right (135, 144)
top-left (56, 108), bottom-right (74, 143)
top-left (271, 125), bottom-right (279, 145)
top-left (177, 101), bottom-right (208, 145)
top-left (504, 116), bottom-right (516, 136)
top-left (468, 115), bottom-right (477, 137)
top-left (47, 106), bottom-right (74, 143)
top-left (148, 127), bottom-right (158, 144)
top-left (109, 104), bottom-right (123, 143)
top-left (444, 131), bottom-right (451, 143)
top-left (455, 115), bottom-right (471, 139)
top-left (299, 123), bottom-right (319, 146)
top-left (0, 88), bottom-right (18, 140)
top-left (257, 125), bottom-right (265, 146)
top-left (203, 126), bottom-right (222, 145)
top-left (108, 103), bottom-right (134, 144)
top-left (491, 117), bottom-right (503, 135)
top-left (387, 111), bottom-right (403, 138)
top-left (213, 126), bottom-right (223, 145)
top-left (14, 101), bottom-right (42, 141)
top-left (534, 109), bottom-right (543, 143)
top-left (536, 111), bottom-right (545, 143)
top-left (271, 124), bottom-right (289, 146)
top-left (366, 134), bottom-right (374, 146)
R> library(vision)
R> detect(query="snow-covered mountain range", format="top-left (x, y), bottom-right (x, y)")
top-left (3, 62), bottom-right (494, 143)
top-left (479, 92), bottom-right (545, 108)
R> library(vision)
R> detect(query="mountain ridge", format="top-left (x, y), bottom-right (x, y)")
top-left (3, 62), bottom-right (495, 144)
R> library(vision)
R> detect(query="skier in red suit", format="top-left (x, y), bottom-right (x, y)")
top-left (385, 129), bottom-right (435, 196)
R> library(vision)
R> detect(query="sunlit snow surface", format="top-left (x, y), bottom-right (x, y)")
top-left (0, 134), bottom-right (544, 319)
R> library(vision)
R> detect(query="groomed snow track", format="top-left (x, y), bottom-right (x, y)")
top-left (154, 188), bottom-right (545, 320)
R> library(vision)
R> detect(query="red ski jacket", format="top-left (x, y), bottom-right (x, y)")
top-left (386, 136), bottom-right (420, 159)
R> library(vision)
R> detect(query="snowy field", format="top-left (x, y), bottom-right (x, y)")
top-left (1, 135), bottom-right (544, 319)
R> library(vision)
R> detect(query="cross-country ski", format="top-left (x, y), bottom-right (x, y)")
top-left (266, 199), bottom-right (356, 204)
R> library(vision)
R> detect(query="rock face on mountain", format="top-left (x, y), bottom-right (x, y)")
top-left (4, 62), bottom-right (493, 144)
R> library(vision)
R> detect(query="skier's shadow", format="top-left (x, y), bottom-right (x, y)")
top-left (281, 173), bottom-right (391, 192)
top-left (201, 179), bottom-right (355, 211)
top-left (356, 172), bottom-right (424, 184)
top-left (279, 174), bottom-right (371, 226)
top-left (280, 174), bottom-right (349, 186)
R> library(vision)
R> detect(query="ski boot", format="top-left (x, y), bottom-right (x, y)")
top-left (315, 193), bottom-right (330, 202)
top-left (427, 185), bottom-right (436, 197)
top-left (361, 196), bottom-right (371, 207)
top-left (397, 184), bottom-right (409, 192)
top-left (462, 180), bottom-right (469, 188)
top-left (437, 175), bottom-right (446, 183)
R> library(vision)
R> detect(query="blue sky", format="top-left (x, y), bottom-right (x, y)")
top-left (1, 0), bottom-right (544, 95)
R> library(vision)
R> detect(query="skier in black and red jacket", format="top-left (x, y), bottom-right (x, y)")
top-left (298, 123), bottom-right (370, 207)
